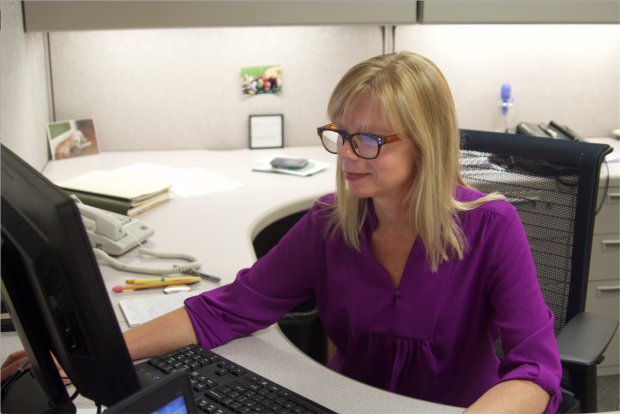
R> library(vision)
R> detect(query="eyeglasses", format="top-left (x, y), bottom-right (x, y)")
top-left (317, 123), bottom-right (401, 160)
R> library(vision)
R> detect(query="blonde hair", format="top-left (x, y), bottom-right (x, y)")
top-left (324, 52), bottom-right (504, 272)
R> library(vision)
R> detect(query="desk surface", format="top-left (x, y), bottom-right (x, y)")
top-left (3, 139), bottom-right (616, 413)
top-left (2, 146), bottom-right (463, 413)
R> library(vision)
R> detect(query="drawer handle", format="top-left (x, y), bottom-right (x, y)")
top-left (607, 193), bottom-right (620, 205)
top-left (597, 286), bottom-right (620, 298)
top-left (602, 240), bottom-right (620, 251)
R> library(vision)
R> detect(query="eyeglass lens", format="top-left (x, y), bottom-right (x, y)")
top-left (321, 130), bottom-right (379, 159)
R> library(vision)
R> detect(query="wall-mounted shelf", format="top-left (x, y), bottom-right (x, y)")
top-left (23, 1), bottom-right (417, 32)
top-left (418, 1), bottom-right (619, 24)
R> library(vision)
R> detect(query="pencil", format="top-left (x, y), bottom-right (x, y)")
top-left (112, 280), bottom-right (198, 292)
top-left (126, 277), bottom-right (201, 284)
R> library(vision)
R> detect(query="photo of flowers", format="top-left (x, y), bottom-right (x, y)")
top-left (241, 65), bottom-right (282, 95)
top-left (47, 118), bottom-right (100, 161)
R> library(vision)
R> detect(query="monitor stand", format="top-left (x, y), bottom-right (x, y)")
top-left (1, 369), bottom-right (76, 413)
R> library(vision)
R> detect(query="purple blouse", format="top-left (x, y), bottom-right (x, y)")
top-left (185, 187), bottom-right (562, 412)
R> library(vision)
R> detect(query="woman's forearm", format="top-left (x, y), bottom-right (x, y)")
top-left (464, 379), bottom-right (550, 414)
top-left (123, 306), bottom-right (199, 360)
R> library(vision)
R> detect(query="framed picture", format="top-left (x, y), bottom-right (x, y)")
top-left (249, 115), bottom-right (284, 149)
top-left (47, 118), bottom-right (100, 161)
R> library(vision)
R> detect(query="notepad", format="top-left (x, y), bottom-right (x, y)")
top-left (119, 292), bottom-right (195, 327)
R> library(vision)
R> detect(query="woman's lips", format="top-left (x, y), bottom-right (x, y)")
top-left (344, 172), bottom-right (368, 181)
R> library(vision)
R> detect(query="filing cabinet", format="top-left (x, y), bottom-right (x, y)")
top-left (587, 187), bottom-right (620, 375)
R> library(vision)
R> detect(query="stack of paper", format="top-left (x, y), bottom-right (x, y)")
top-left (55, 170), bottom-right (174, 217)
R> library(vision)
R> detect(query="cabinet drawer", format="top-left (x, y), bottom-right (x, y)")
top-left (593, 187), bottom-right (619, 235)
top-left (588, 234), bottom-right (620, 281)
top-left (585, 279), bottom-right (620, 371)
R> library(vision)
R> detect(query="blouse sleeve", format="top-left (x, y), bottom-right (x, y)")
top-left (483, 204), bottom-right (563, 413)
top-left (183, 197), bottom-right (328, 349)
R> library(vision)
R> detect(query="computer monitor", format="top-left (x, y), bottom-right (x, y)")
top-left (1, 144), bottom-right (141, 412)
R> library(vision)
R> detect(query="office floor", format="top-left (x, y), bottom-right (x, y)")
top-left (597, 375), bottom-right (619, 413)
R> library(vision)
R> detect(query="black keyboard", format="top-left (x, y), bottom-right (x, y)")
top-left (134, 344), bottom-right (337, 414)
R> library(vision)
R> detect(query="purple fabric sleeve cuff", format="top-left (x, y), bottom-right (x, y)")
top-left (498, 364), bottom-right (561, 414)
top-left (184, 293), bottom-right (235, 349)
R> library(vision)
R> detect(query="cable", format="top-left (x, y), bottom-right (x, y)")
top-left (93, 248), bottom-right (202, 275)
top-left (1, 359), bottom-right (30, 396)
top-left (43, 388), bottom-right (80, 413)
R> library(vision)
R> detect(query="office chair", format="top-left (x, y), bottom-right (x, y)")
top-left (460, 129), bottom-right (618, 413)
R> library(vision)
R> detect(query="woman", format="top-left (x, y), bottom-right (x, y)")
top-left (125, 52), bottom-right (562, 413)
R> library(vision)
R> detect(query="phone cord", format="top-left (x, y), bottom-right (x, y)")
top-left (93, 248), bottom-right (202, 275)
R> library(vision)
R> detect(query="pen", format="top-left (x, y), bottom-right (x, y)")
top-left (112, 280), bottom-right (198, 292)
top-left (126, 277), bottom-right (201, 284)
top-left (173, 266), bottom-right (221, 283)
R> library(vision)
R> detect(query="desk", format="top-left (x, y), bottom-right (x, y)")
top-left (1, 146), bottom-right (464, 413)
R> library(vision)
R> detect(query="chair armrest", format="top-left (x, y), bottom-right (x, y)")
top-left (557, 312), bottom-right (619, 371)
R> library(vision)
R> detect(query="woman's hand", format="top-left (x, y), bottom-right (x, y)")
top-left (1, 350), bottom-right (29, 383)
top-left (1, 350), bottom-right (71, 385)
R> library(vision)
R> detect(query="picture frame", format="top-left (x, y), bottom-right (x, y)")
top-left (47, 118), bottom-right (100, 161)
top-left (249, 115), bottom-right (284, 149)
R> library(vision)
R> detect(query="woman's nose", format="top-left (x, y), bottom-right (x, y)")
top-left (337, 139), bottom-right (358, 161)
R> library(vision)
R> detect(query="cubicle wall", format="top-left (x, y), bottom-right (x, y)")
top-left (48, 25), bottom-right (383, 151)
top-left (48, 23), bottom-right (618, 152)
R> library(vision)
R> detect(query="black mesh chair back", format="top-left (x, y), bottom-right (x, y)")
top-left (460, 129), bottom-right (614, 413)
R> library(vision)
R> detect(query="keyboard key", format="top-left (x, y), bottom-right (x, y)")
top-left (216, 385), bottom-right (233, 395)
top-left (157, 350), bottom-right (180, 359)
top-left (204, 379), bottom-right (219, 388)
top-left (205, 389), bottom-right (226, 402)
top-left (160, 365), bottom-right (174, 374)
top-left (236, 378), bottom-right (262, 392)
top-left (231, 368), bottom-right (247, 376)
top-left (194, 383), bottom-right (208, 393)
top-left (177, 345), bottom-right (197, 353)
top-left (197, 358), bottom-right (211, 367)
top-left (245, 374), bottom-right (261, 383)
top-left (221, 397), bottom-right (234, 407)
top-left (215, 368), bottom-right (231, 377)
top-left (234, 395), bottom-right (248, 404)
top-left (229, 382), bottom-right (248, 394)
top-left (243, 400), bottom-right (257, 409)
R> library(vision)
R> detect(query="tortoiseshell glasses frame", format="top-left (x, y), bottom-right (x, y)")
top-left (317, 123), bottom-right (402, 160)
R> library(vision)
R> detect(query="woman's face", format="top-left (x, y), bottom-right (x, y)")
top-left (336, 96), bottom-right (417, 204)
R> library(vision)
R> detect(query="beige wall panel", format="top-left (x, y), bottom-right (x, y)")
top-left (1, 1), bottom-right (52, 171)
top-left (49, 25), bottom-right (383, 151)
top-left (396, 24), bottom-right (619, 138)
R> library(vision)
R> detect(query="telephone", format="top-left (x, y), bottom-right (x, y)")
top-left (76, 201), bottom-right (155, 256)
top-left (73, 196), bottom-right (202, 275)
top-left (515, 121), bottom-right (583, 141)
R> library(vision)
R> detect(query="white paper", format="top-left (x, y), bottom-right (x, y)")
top-left (113, 163), bottom-right (244, 198)
top-left (119, 292), bottom-right (195, 326)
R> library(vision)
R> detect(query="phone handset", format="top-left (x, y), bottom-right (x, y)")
top-left (76, 203), bottom-right (125, 241)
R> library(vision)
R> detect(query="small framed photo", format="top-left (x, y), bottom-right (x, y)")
top-left (47, 118), bottom-right (100, 160)
top-left (249, 115), bottom-right (284, 149)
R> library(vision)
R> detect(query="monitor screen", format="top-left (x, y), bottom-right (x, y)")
top-left (1, 144), bottom-right (141, 411)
